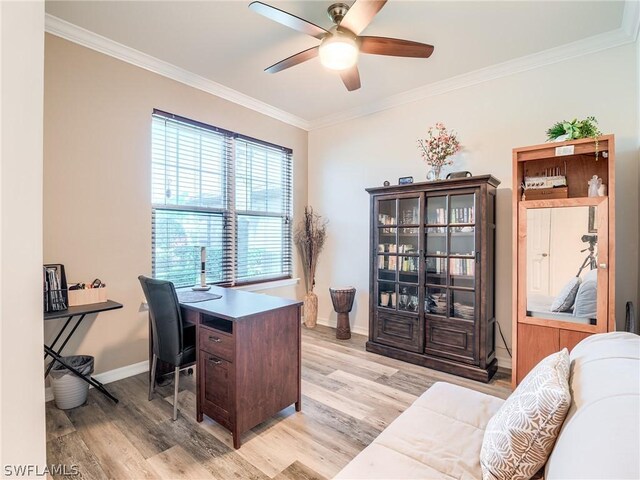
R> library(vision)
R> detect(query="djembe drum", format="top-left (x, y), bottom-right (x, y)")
top-left (329, 286), bottom-right (356, 340)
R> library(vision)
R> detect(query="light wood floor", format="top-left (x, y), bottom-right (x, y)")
top-left (46, 325), bottom-right (511, 480)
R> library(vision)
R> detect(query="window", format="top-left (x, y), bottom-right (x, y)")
top-left (151, 110), bottom-right (292, 287)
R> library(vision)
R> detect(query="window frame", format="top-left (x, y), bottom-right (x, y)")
top-left (151, 109), bottom-right (293, 287)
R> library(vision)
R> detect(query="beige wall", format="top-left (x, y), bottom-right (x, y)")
top-left (1, 0), bottom-right (47, 471)
top-left (308, 42), bottom-right (639, 367)
top-left (43, 34), bottom-right (308, 374)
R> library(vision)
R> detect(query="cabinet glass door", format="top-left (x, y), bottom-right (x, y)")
top-left (424, 192), bottom-right (477, 321)
top-left (376, 196), bottom-right (420, 314)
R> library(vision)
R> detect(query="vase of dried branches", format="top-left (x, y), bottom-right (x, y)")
top-left (295, 206), bottom-right (327, 329)
top-left (303, 291), bottom-right (318, 328)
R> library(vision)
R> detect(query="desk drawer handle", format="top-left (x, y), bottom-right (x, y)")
top-left (208, 357), bottom-right (222, 365)
top-left (208, 336), bottom-right (222, 343)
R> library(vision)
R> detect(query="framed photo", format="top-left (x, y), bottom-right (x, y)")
top-left (398, 176), bottom-right (414, 185)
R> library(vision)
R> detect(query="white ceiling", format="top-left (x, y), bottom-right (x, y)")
top-left (45, 1), bottom-right (626, 124)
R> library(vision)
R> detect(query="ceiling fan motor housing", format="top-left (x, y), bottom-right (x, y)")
top-left (327, 3), bottom-right (350, 25)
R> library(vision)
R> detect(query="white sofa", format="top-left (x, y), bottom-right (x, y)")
top-left (335, 332), bottom-right (640, 480)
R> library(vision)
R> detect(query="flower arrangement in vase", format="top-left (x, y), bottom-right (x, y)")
top-left (417, 123), bottom-right (461, 180)
top-left (294, 206), bottom-right (327, 328)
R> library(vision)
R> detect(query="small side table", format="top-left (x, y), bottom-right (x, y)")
top-left (329, 287), bottom-right (356, 340)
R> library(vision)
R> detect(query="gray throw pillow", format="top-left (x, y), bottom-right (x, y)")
top-left (573, 270), bottom-right (598, 318)
top-left (551, 277), bottom-right (581, 312)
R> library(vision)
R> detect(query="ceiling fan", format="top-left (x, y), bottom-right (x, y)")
top-left (248, 0), bottom-right (434, 91)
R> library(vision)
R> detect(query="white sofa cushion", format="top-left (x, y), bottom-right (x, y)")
top-left (480, 349), bottom-right (571, 480)
top-left (334, 382), bottom-right (504, 480)
top-left (545, 332), bottom-right (640, 479)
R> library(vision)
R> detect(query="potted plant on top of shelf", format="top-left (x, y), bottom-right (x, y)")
top-left (295, 206), bottom-right (327, 328)
top-left (546, 116), bottom-right (603, 158)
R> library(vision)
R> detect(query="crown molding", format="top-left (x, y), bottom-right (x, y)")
top-left (309, 24), bottom-right (637, 130)
top-left (44, 14), bottom-right (312, 131)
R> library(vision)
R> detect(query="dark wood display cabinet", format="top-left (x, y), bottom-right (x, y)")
top-left (366, 175), bottom-right (500, 382)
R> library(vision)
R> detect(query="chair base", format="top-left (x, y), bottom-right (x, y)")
top-left (148, 354), bottom-right (184, 421)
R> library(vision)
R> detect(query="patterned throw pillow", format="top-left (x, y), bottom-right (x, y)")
top-left (480, 349), bottom-right (571, 480)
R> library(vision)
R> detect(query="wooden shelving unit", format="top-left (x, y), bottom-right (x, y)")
top-left (512, 135), bottom-right (616, 387)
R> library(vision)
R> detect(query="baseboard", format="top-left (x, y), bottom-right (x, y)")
top-left (45, 359), bottom-right (149, 403)
top-left (315, 317), bottom-right (369, 337)
top-left (495, 346), bottom-right (513, 370)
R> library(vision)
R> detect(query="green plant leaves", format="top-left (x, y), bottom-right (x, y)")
top-left (546, 116), bottom-right (601, 142)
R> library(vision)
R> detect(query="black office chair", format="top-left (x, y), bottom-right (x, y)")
top-left (138, 275), bottom-right (195, 421)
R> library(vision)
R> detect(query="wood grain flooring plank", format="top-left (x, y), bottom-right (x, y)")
top-left (274, 461), bottom-right (327, 480)
top-left (296, 394), bottom-right (382, 450)
top-left (46, 402), bottom-right (75, 442)
top-left (46, 431), bottom-right (107, 480)
top-left (91, 395), bottom-right (175, 459)
top-left (303, 342), bottom-right (399, 378)
top-left (329, 370), bottom-right (418, 406)
top-left (301, 379), bottom-right (373, 420)
top-left (301, 362), bottom-right (348, 392)
top-left (271, 422), bottom-right (347, 479)
top-left (65, 401), bottom-right (160, 479)
top-left (375, 370), bottom-right (436, 397)
top-left (233, 429), bottom-right (298, 478)
top-left (146, 445), bottom-right (214, 480)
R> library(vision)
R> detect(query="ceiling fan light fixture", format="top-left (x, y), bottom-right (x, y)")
top-left (319, 34), bottom-right (359, 71)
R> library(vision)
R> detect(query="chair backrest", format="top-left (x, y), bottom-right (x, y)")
top-left (138, 275), bottom-right (183, 365)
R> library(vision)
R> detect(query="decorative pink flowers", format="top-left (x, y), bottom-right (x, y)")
top-left (417, 123), bottom-right (461, 167)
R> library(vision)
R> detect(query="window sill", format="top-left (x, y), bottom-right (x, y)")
top-left (233, 277), bottom-right (300, 292)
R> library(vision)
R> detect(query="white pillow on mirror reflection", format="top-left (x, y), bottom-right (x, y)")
top-left (574, 269), bottom-right (597, 318)
top-left (551, 277), bottom-right (581, 312)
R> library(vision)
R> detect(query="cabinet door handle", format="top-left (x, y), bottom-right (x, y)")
top-left (208, 336), bottom-right (222, 343)
top-left (208, 357), bottom-right (222, 365)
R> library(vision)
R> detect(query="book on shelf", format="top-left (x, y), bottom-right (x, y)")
top-left (451, 207), bottom-right (474, 224)
top-left (388, 256), bottom-right (397, 270)
top-left (450, 258), bottom-right (475, 276)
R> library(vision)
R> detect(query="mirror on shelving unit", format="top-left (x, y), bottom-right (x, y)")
top-left (525, 204), bottom-right (601, 325)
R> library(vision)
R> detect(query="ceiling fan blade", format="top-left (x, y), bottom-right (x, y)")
top-left (340, 65), bottom-right (361, 91)
top-left (360, 36), bottom-right (434, 58)
top-left (265, 46), bottom-right (319, 73)
top-left (249, 1), bottom-right (328, 40)
top-left (339, 0), bottom-right (387, 35)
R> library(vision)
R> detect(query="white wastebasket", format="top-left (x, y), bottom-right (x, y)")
top-left (50, 355), bottom-right (94, 410)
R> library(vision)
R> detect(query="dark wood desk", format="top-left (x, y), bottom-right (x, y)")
top-left (45, 300), bottom-right (123, 403)
top-left (152, 286), bottom-right (302, 449)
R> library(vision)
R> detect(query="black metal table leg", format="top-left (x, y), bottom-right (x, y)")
top-left (44, 345), bottom-right (119, 404)
top-left (44, 316), bottom-right (73, 359)
top-left (45, 314), bottom-right (87, 378)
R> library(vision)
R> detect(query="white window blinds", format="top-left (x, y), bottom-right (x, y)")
top-left (151, 110), bottom-right (292, 287)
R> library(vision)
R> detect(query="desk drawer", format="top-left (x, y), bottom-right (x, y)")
top-left (199, 351), bottom-right (232, 427)
top-left (199, 326), bottom-right (233, 362)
